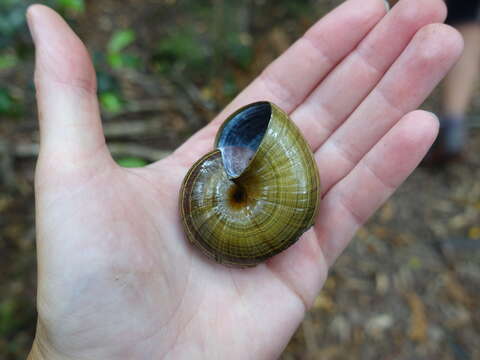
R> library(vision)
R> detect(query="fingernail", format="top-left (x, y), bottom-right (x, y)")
top-left (26, 6), bottom-right (38, 45)
top-left (384, 0), bottom-right (390, 11)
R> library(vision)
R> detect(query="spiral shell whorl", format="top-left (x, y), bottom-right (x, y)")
top-left (180, 102), bottom-right (320, 267)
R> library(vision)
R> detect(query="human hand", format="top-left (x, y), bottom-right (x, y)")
top-left (27, 0), bottom-right (462, 359)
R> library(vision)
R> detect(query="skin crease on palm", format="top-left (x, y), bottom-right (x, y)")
top-left (25, 0), bottom-right (463, 358)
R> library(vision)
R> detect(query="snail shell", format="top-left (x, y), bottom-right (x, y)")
top-left (180, 101), bottom-right (320, 267)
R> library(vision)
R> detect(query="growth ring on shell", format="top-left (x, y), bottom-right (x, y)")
top-left (180, 101), bottom-right (320, 267)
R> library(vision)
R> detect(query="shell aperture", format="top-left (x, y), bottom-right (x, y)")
top-left (180, 101), bottom-right (320, 267)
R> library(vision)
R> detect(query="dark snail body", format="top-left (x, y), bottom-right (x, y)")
top-left (180, 102), bottom-right (320, 267)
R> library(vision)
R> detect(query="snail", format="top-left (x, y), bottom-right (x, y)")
top-left (180, 101), bottom-right (320, 267)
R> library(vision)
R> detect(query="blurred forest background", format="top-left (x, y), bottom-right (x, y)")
top-left (0, 0), bottom-right (479, 359)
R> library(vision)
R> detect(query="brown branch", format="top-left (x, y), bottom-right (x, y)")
top-left (109, 99), bottom-right (172, 118)
top-left (102, 119), bottom-right (165, 137)
top-left (106, 143), bottom-right (171, 161)
top-left (113, 68), bottom-right (208, 126)
top-left (0, 140), bottom-right (16, 188)
top-left (9, 141), bottom-right (171, 162)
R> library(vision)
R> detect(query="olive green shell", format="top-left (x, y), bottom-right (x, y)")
top-left (180, 102), bottom-right (320, 267)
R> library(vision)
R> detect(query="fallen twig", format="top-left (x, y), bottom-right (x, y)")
top-left (0, 140), bottom-right (16, 188)
top-left (113, 68), bottom-right (207, 127)
top-left (103, 118), bottom-right (165, 137)
top-left (6, 141), bottom-right (171, 162)
top-left (110, 99), bottom-right (172, 117)
top-left (170, 72), bottom-right (215, 114)
top-left (107, 143), bottom-right (171, 161)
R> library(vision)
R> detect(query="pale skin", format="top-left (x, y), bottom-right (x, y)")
top-left (442, 22), bottom-right (480, 117)
top-left (27, 0), bottom-right (463, 359)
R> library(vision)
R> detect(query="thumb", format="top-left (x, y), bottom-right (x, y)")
top-left (27, 5), bottom-right (111, 169)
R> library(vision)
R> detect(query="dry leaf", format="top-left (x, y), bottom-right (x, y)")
top-left (445, 306), bottom-right (471, 328)
top-left (474, 201), bottom-right (480, 210)
top-left (376, 273), bottom-right (390, 295)
top-left (393, 232), bottom-right (414, 247)
top-left (330, 315), bottom-right (350, 342)
top-left (269, 27), bottom-right (290, 54)
top-left (317, 346), bottom-right (343, 360)
top-left (324, 277), bottom-right (336, 291)
top-left (449, 215), bottom-right (468, 229)
top-left (356, 226), bottom-right (369, 240)
top-left (405, 292), bottom-right (427, 342)
top-left (379, 201), bottom-right (395, 223)
top-left (313, 294), bottom-right (335, 312)
top-left (371, 225), bottom-right (390, 239)
top-left (468, 226), bottom-right (480, 240)
top-left (0, 195), bottom-right (12, 213)
top-left (200, 86), bottom-right (213, 101)
top-left (365, 314), bottom-right (394, 339)
top-left (443, 273), bottom-right (473, 307)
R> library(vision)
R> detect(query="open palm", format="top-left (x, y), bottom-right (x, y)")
top-left (28, 1), bottom-right (462, 359)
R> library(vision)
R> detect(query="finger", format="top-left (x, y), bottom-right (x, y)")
top-left (173, 0), bottom-right (387, 165)
top-left (263, 110), bottom-right (440, 308)
top-left (292, 0), bottom-right (447, 149)
top-left (315, 110), bottom-right (438, 266)
top-left (27, 5), bottom-right (109, 166)
top-left (315, 23), bottom-right (463, 195)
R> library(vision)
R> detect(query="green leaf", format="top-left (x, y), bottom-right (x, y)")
top-left (0, 88), bottom-right (14, 114)
top-left (0, 300), bottom-right (16, 336)
top-left (100, 92), bottom-right (123, 114)
top-left (108, 29), bottom-right (136, 54)
top-left (226, 33), bottom-right (252, 69)
top-left (408, 256), bottom-right (422, 270)
top-left (0, 53), bottom-right (18, 70)
top-left (107, 53), bottom-right (123, 69)
top-left (0, 87), bottom-right (22, 116)
top-left (107, 53), bottom-right (140, 70)
top-left (155, 30), bottom-right (206, 70)
top-left (117, 157), bottom-right (148, 168)
top-left (56, 0), bottom-right (85, 14)
top-left (96, 70), bottom-right (119, 93)
top-left (1, 0), bottom-right (23, 6)
top-left (223, 74), bottom-right (238, 99)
